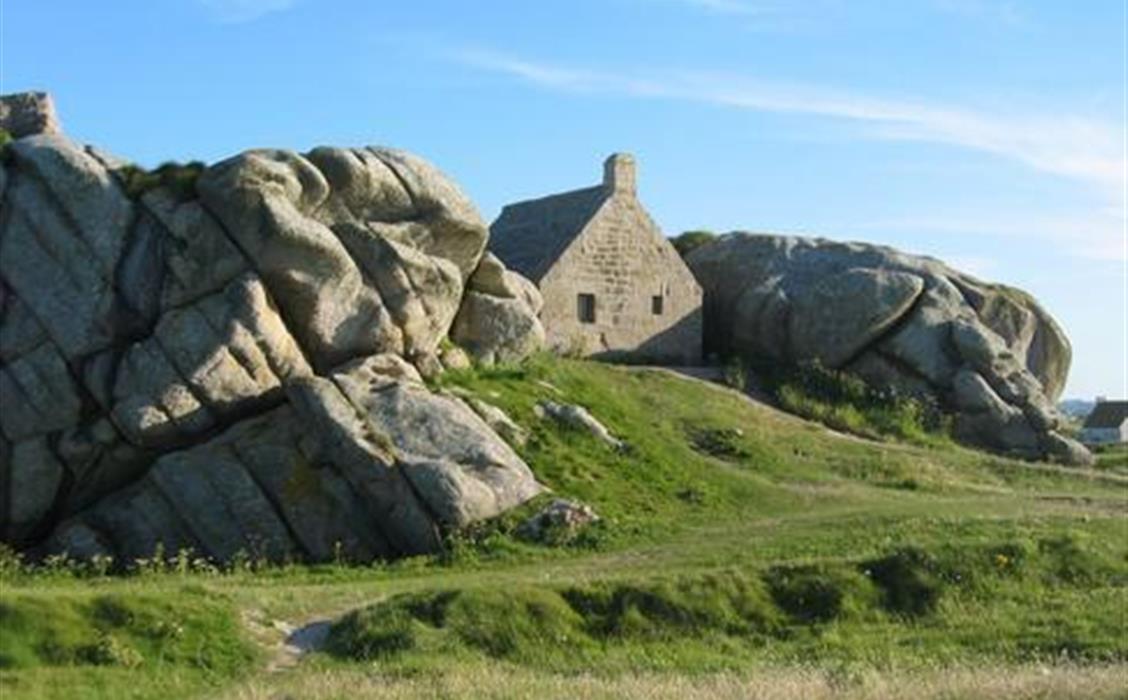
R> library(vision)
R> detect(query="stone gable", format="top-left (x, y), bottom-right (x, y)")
top-left (493, 154), bottom-right (702, 363)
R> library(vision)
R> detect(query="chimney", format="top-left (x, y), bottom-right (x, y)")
top-left (603, 153), bottom-right (636, 195)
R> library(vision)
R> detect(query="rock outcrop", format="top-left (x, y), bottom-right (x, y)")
top-left (687, 233), bottom-right (1089, 465)
top-left (0, 92), bottom-right (543, 563)
top-left (0, 92), bottom-right (61, 139)
top-left (450, 253), bottom-right (546, 365)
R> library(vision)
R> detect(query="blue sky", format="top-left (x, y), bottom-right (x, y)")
top-left (2, 0), bottom-right (1124, 399)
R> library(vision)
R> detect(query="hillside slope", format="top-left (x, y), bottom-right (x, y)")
top-left (1, 357), bottom-right (1125, 699)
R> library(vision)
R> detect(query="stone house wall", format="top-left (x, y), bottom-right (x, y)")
top-left (1079, 425), bottom-right (1127, 445)
top-left (537, 188), bottom-right (702, 363)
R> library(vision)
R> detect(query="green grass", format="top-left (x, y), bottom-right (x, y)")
top-left (751, 359), bottom-right (951, 446)
top-left (0, 588), bottom-right (257, 699)
top-left (2, 356), bottom-right (1126, 698)
top-left (671, 229), bottom-right (717, 258)
top-left (1093, 443), bottom-right (1128, 475)
top-left (114, 161), bottom-right (206, 202)
top-left (321, 530), bottom-right (1126, 675)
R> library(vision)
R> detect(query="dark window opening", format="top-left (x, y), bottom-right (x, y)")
top-left (578, 293), bottom-right (596, 323)
top-left (651, 295), bottom-right (664, 315)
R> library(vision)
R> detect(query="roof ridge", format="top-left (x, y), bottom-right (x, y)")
top-left (488, 184), bottom-right (612, 282)
top-left (499, 184), bottom-right (607, 212)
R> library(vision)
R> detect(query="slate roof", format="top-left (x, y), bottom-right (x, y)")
top-left (488, 185), bottom-right (610, 282)
top-left (1082, 401), bottom-right (1128, 429)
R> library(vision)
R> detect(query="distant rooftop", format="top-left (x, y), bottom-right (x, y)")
top-left (1082, 400), bottom-right (1128, 429)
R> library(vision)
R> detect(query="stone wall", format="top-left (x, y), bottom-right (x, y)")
top-left (538, 193), bottom-right (702, 362)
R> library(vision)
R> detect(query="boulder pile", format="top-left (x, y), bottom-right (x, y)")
top-left (0, 92), bottom-right (545, 563)
top-left (687, 233), bottom-right (1090, 465)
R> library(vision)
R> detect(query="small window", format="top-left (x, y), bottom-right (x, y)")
top-left (578, 293), bottom-right (596, 324)
top-left (651, 295), bottom-right (664, 315)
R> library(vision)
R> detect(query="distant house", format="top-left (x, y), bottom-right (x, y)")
top-left (1078, 400), bottom-right (1128, 445)
top-left (489, 154), bottom-right (702, 363)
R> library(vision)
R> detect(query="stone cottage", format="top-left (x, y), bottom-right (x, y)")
top-left (1079, 400), bottom-right (1128, 445)
top-left (489, 154), bottom-right (702, 362)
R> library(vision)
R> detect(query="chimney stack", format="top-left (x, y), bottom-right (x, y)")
top-left (603, 153), bottom-right (636, 195)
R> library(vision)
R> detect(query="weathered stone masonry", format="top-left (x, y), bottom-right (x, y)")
top-left (490, 154), bottom-right (703, 363)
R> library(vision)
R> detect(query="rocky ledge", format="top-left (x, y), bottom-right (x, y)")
top-left (0, 92), bottom-right (545, 563)
top-left (687, 233), bottom-right (1091, 466)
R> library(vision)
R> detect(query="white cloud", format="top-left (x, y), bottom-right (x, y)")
top-left (197, 0), bottom-right (297, 24)
top-left (858, 207), bottom-right (1126, 262)
top-left (452, 48), bottom-right (1125, 207)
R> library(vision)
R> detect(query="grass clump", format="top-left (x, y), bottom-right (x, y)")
top-left (447, 588), bottom-right (589, 657)
top-left (325, 603), bottom-right (425, 660)
top-left (0, 590), bottom-right (255, 674)
top-left (325, 571), bottom-right (786, 670)
top-left (862, 547), bottom-right (946, 618)
top-left (563, 570), bottom-right (782, 640)
top-left (1091, 443), bottom-right (1127, 474)
top-left (685, 424), bottom-right (751, 461)
top-left (326, 587), bottom-right (592, 664)
top-left (115, 160), bottom-right (206, 202)
top-left (1036, 533), bottom-right (1119, 586)
top-left (765, 564), bottom-right (878, 624)
top-left (755, 359), bottom-right (949, 444)
top-left (671, 229), bottom-right (717, 258)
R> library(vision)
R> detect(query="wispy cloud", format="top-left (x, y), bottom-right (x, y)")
top-left (451, 47), bottom-right (1125, 260)
top-left (858, 208), bottom-right (1125, 263)
top-left (453, 48), bottom-right (1124, 203)
top-left (197, 0), bottom-right (297, 24)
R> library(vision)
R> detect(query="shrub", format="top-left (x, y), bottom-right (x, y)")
top-left (325, 605), bottom-right (421, 659)
top-left (722, 357), bottom-right (747, 392)
top-left (115, 160), bottom-right (205, 201)
top-left (670, 230), bottom-right (716, 258)
top-left (764, 564), bottom-right (876, 624)
top-left (862, 547), bottom-right (946, 617)
top-left (760, 359), bottom-right (948, 444)
top-left (685, 425), bottom-right (750, 461)
top-left (446, 588), bottom-right (587, 657)
top-left (1037, 534), bottom-right (1114, 585)
top-left (564, 571), bottom-right (781, 639)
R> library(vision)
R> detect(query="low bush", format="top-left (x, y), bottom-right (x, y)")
top-left (862, 546), bottom-right (946, 618)
top-left (0, 590), bottom-right (255, 673)
top-left (563, 570), bottom-right (782, 639)
top-left (765, 564), bottom-right (878, 624)
top-left (1037, 533), bottom-right (1118, 585)
top-left (115, 160), bottom-right (206, 201)
top-left (754, 359), bottom-right (949, 444)
top-left (670, 229), bottom-right (716, 258)
top-left (325, 604), bottom-right (423, 660)
top-left (685, 425), bottom-right (751, 461)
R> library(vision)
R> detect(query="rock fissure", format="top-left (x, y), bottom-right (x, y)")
top-left (225, 442), bottom-right (315, 561)
top-left (833, 278), bottom-right (928, 371)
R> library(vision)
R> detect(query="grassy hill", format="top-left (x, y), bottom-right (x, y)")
top-left (1, 356), bottom-right (1125, 699)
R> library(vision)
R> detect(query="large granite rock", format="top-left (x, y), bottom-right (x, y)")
top-left (450, 253), bottom-right (546, 364)
top-left (687, 233), bottom-right (1089, 465)
top-left (0, 92), bottom-right (61, 138)
top-left (0, 92), bottom-right (543, 559)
